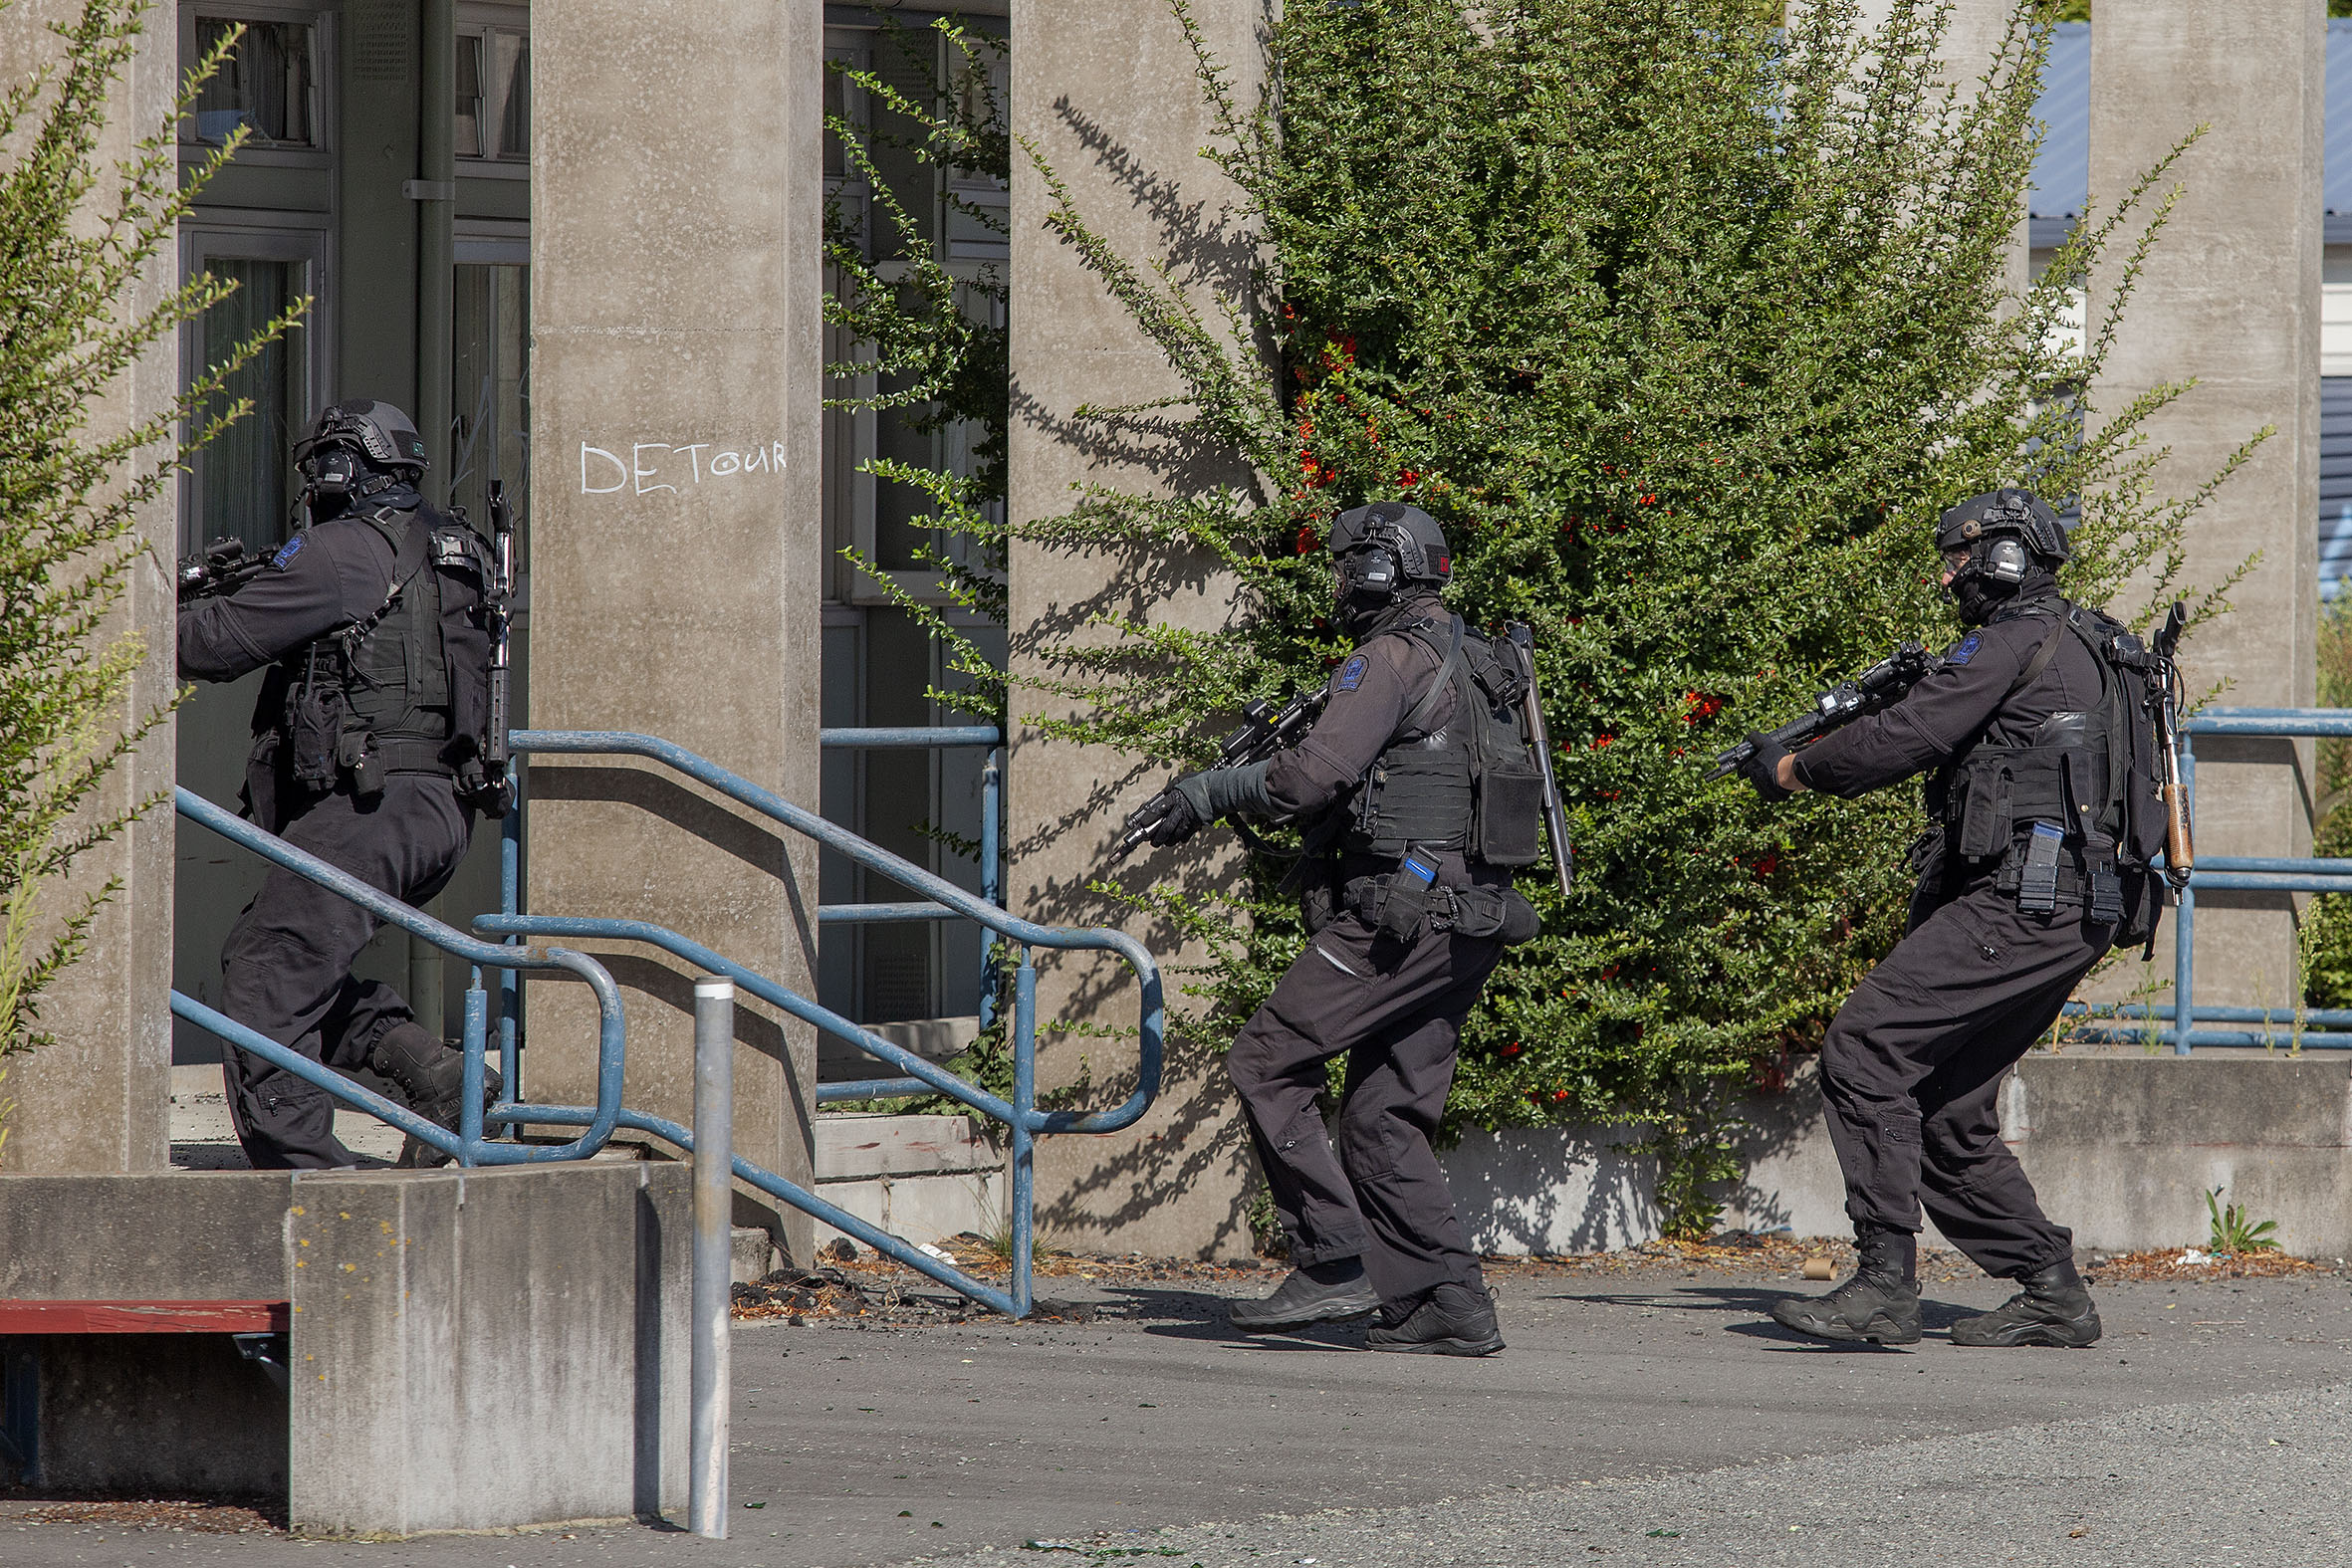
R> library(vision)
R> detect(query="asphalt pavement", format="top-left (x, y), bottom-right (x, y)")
top-left (5, 1257), bottom-right (2348, 1567)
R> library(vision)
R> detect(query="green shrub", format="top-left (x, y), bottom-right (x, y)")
top-left (2300, 589), bottom-right (2352, 1010)
top-left (1013, 0), bottom-right (2250, 1237)
top-left (0, 4), bottom-right (295, 1159)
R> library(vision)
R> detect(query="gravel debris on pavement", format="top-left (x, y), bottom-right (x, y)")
top-left (903, 1382), bottom-right (2352, 1568)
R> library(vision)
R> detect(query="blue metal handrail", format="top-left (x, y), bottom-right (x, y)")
top-left (176, 794), bottom-right (1033, 1317)
top-left (172, 786), bottom-right (631, 1165)
top-left (492, 729), bottom-right (1165, 1316)
top-left (2059, 707), bottom-right (2352, 1052)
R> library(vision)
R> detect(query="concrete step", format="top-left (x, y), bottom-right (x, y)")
top-left (169, 1064), bottom-right (404, 1168)
top-left (813, 1113), bottom-right (1004, 1252)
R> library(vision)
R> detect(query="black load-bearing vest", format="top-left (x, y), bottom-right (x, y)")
top-left (1931, 599), bottom-right (2172, 934)
top-left (1341, 615), bottom-right (1547, 867)
top-left (283, 503), bottom-right (496, 798)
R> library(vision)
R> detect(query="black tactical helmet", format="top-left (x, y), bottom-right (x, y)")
top-left (1329, 501), bottom-right (1453, 600)
top-left (1936, 488), bottom-right (2067, 579)
top-left (292, 399), bottom-right (429, 477)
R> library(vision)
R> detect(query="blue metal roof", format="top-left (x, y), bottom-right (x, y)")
top-left (2034, 21), bottom-right (2352, 239)
top-left (2028, 22), bottom-right (2089, 228)
top-left (2329, 20), bottom-right (2352, 219)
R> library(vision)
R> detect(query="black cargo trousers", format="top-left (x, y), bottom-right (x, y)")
top-left (1227, 905), bottom-right (1505, 1305)
top-left (216, 774), bottom-right (472, 1169)
top-left (1819, 875), bottom-right (2117, 1278)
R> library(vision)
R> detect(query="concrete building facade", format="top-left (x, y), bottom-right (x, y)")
top-left (3, 0), bottom-right (2341, 1265)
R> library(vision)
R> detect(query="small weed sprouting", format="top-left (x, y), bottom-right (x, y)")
top-left (2205, 1186), bottom-right (2282, 1255)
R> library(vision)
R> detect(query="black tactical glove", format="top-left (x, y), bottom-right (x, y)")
top-left (1738, 732), bottom-right (1793, 802)
top-left (1140, 782), bottom-right (1207, 847)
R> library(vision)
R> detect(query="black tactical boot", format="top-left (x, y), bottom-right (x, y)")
top-left (1769, 1230), bottom-right (1922, 1345)
top-left (1366, 1280), bottom-right (1505, 1357)
top-left (1950, 1256), bottom-right (2102, 1348)
top-left (1229, 1257), bottom-right (1379, 1331)
top-left (368, 1021), bottom-right (503, 1169)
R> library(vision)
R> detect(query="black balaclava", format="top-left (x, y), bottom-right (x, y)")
top-left (1955, 564), bottom-right (2060, 628)
top-left (1339, 582), bottom-right (1444, 643)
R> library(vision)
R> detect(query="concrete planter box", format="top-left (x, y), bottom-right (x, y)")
top-left (1442, 1054), bottom-right (2352, 1260)
top-left (0, 1163), bottom-right (688, 1536)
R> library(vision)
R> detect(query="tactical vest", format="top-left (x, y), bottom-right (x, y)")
top-left (1931, 599), bottom-right (2171, 936)
top-left (1342, 615), bottom-right (1547, 867)
top-left (284, 504), bottom-right (496, 799)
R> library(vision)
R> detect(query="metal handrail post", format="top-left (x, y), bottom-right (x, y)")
top-left (459, 975), bottom-right (488, 1156)
top-left (2174, 738), bottom-right (2197, 1055)
top-left (689, 978), bottom-right (734, 1539)
top-left (981, 745), bottom-right (1003, 1031)
top-left (1011, 951), bottom-right (1037, 1318)
top-left (499, 771), bottom-right (524, 1107)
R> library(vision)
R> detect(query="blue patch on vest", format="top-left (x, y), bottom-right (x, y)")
top-left (270, 534), bottom-right (305, 569)
top-left (1335, 653), bottom-right (1369, 693)
top-left (1947, 632), bottom-right (1982, 666)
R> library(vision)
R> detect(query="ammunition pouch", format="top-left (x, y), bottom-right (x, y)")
top-left (1344, 867), bottom-right (1540, 945)
top-left (286, 677), bottom-right (346, 793)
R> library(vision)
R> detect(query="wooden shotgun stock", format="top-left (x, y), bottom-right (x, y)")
top-left (2153, 601), bottom-right (2194, 886)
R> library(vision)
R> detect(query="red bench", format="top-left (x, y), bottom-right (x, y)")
top-left (0, 1300), bottom-right (288, 1335)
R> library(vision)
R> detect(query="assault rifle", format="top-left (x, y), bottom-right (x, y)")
top-left (1707, 640), bottom-right (1944, 782)
top-left (1503, 622), bottom-right (1575, 898)
top-left (2150, 600), bottom-right (2195, 888)
top-left (483, 480), bottom-right (517, 806)
top-left (1113, 686), bottom-right (1330, 857)
top-left (175, 537), bottom-right (275, 603)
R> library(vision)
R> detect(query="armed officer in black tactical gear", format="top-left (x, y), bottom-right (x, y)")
top-left (179, 399), bottom-right (501, 1169)
top-left (1137, 502), bottom-right (1545, 1356)
top-left (1736, 489), bottom-right (2161, 1350)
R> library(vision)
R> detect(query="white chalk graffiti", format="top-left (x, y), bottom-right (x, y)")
top-left (579, 440), bottom-right (789, 495)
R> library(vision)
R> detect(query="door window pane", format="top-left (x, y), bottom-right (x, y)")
top-left (457, 28), bottom-right (530, 160)
top-left (495, 34), bottom-right (530, 158)
top-left (191, 19), bottom-right (315, 147)
top-left (450, 264), bottom-right (531, 549)
top-left (455, 33), bottom-right (486, 158)
top-left (194, 258), bottom-right (305, 556)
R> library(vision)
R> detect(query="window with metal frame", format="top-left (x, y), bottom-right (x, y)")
top-left (456, 14), bottom-right (529, 163)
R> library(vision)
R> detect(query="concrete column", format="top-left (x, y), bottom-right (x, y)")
top-left (1, 4), bottom-right (178, 1172)
top-left (527, 1), bottom-right (825, 1258)
top-left (1007, 0), bottom-right (1268, 1258)
top-left (2088, 3), bottom-right (2323, 1010)
top-left (1853, 0), bottom-right (2030, 296)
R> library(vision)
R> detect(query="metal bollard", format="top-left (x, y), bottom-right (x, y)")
top-left (689, 977), bottom-right (734, 1538)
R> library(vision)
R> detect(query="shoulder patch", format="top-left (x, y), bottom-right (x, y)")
top-left (1334, 653), bottom-right (1370, 693)
top-left (1946, 631), bottom-right (1983, 666)
top-left (270, 534), bottom-right (304, 569)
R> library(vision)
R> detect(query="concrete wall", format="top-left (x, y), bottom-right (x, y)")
top-left (1446, 1054), bottom-right (2352, 1261)
top-left (1006, 0), bottom-right (1269, 1261)
top-left (2087, 3), bottom-right (2324, 1009)
top-left (524, 0), bottom-right (826, 1260)
top-left (1, 0), bottom-right (179, 1172)
top-left (288, 1162), bottom-right (690, 1537)
top-left (0, 1163), bottom-right (691, 1534)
